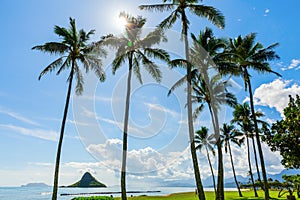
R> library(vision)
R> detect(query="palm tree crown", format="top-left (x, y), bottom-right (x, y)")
top-left (195, 126), bottom-right (215, 155)
top-left (140, 0), bottom-right (225, 33)
top-left (220, 123), bottom-right (243, 153)
top-left (33, 17), bottom-right (106, 93)
top-left (220, 33), bottom-right (280, 88)
top-left (195, 126), bottom-right (217, 193)
top-left (106, 12), bottom-right (169, 83)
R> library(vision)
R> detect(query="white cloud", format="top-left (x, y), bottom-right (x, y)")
top-left (264, 8), bottom-right (270, 16)
top-left (280, 59), bottom-right (300, 71)
top-left (41, 117), bottom-right (90, 126)
top-left (80, 95), bottom-right (114, 102)
top-left (144, 103), bottom-right (179, 118)
top-left (85, 137), bottom-right (284, 186)
top-left (97, 116), bottom-right (148, 137)
top-left (252, 79), bottom-right (300, 116)
top-left (0, 108), bottom-right (40, 126)
top-left (86, 139), bottom-right (196, 180)
top-left (0, 124), bottom-right (58, 141)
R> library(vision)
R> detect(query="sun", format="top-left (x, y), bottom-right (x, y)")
top-left (116, 16), bottom-right (127, 29)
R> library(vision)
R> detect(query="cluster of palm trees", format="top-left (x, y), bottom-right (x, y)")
top-left (33, 1), bottom-right (280, 200)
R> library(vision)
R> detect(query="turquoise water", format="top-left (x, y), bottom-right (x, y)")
top-left (0, 186), bottom-right (202, 200)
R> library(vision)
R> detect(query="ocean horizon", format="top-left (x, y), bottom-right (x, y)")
top-left (0, 186), bottom-right (239, 200)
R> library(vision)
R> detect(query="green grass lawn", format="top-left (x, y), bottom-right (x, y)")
top-left (72, 190), bottom-right (299, 200)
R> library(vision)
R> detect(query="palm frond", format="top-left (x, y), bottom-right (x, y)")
top-left (54, 25), bottom-right (71, 42)
top-left (133, 54), bottom-right (143, 84)
top-left (56, 57), bottom-right (71, 75)
top-left (112, 53), bottom-right (127, 74)
top-left (144, 48), bottom-right (170, 63)
top-left (32, 42), bottom-right (69, 55)
top-left (193, 104), bottom-right (204, 119)
top-left (189, 5), bottom-right (225, 29)
top-left (142, 28), bottom-right (167, 47)
top-left (168, 75), bottom-right (187, 96)
top-left (168, 59), bottom-right (189, 69)
top-left (38, 57), bottom-right (64, 80)
top-left (159, 10), bottom-right (180, 30)
top-left (83, 55), bottom-right (105, 82)
top-left (139, 4), bottom-right (175, 12)
top-left (74, 63), bottom-right (84, 95)
top-left (69, 17), bottom-right (78, 45)
top-left (139, 52), bottom-right (162, 83)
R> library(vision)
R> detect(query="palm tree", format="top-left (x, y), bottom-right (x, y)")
top-left (220, 123), bottom-right (244, 197)
top-left (32, 18), bottom-right (106, 200)
top-left (231, 103), bottom-right (267, 197)
top-left (189, 28), bottom-right (236, 200)
top-left (220, 33), bottom-right (280, 200)
top-left (168, 29), bottom-right (236, 200)
top-left (104, 12), bottom-right (169, 200)
top-left (139, 2), bottom-right (224, 199)
top-left (195, 126), bottom-right (217, 194)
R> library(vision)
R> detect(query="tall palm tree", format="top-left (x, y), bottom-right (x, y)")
top-left (168, 29), bottom-right (235, 200)
top-left (220, 33), bottom-right (280, 200)
top-left (195, 126), bottom-right (217, 194)
top-left (220, 123), bottom-right (244, 197)
top-left (32, 18), bottom-right (106, 200)
top-left (104, 12), bottom-right (170, 200)
top-left (189, 28), bottom-right (236, 200)
top-left (231, 103), bottom-right (267, 197)
top-left (139, 2), bottom-right (224, 199)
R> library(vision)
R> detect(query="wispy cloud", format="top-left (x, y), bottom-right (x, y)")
top-left (78, 95), bottom-right (123, 103)
top-left (28, 162), bottom-right (53, 167)
top-left (0, 124), bottom-right (58, 141)
top-left (41, 117), bottom-right (90, 126)
top-left (144, 103), bottom-right (179, 118)
top-left (97, 116), bottom-right (146, 137)
top-left (80, 95), bottom-right (113, 102)
top-left (0, 108), bottom-right (41, 126)
top-left (280, 59), bottom-right (300, 71)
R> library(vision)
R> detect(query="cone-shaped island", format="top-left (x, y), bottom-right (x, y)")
top-left (67, 172), bottom-right (107, 188)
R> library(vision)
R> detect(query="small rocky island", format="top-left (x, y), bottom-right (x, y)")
top-left (21, 183), bottom-right (49, 187)
top-left (66, 172), bottom-right (107, 188)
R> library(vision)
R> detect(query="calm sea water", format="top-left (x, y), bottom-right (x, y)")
top-left (0, 186), bottom-right (235, 200)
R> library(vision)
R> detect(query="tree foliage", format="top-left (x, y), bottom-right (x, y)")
top-left (264, 95), bottom-right (300, 168)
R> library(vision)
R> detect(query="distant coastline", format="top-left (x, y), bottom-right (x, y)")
top-left (21, 183), bottom-right (50, 188)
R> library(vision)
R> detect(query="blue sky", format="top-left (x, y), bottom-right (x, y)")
top-left (0, 0), bottom-right (300, 187)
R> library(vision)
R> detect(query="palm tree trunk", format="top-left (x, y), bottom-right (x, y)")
top-left (247, 75), bottom-right (269, 200)
top-left (210, 104), bottom-right (224, 200)
top-left (121, 53), bottom-right (133, 200)
top-left (203, 63), bottom-right (223, 199)
top-left (205, 146), bottom-right (216, 194)
top-left (51, 63), bottom-right (74, 200)
top-left (182, 10), bottom-right (205, 200)
top-left (246, 136), bottom-right (258, 197)
top-left (228, 143), bottom-right (243, 197)
top-left (216, 140), bottom-right (224, 200)
top-left (251, 136), bottom-right (263, 188)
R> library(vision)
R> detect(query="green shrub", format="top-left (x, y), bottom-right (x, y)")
top-left (71, 196), bottom-right (114, 200)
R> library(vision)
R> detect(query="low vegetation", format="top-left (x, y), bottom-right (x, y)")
top-left (71, 190), bottom-right (300, 200)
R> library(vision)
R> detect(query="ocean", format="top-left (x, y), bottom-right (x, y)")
top-left (0, 186), bottom-right (235, 200)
